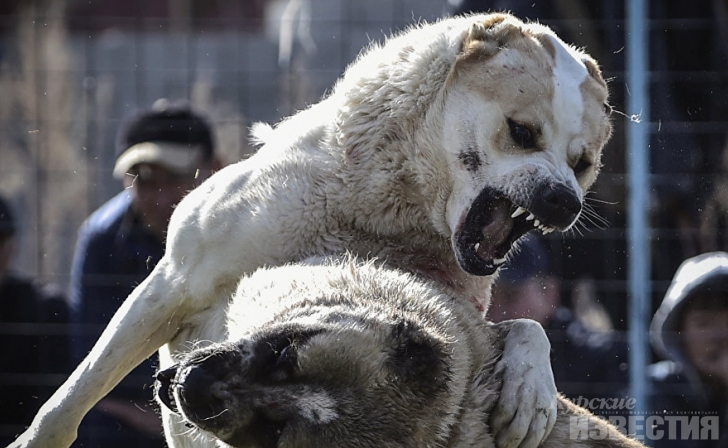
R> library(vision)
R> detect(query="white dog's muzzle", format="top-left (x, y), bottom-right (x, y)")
top-left (453, 182), bottom-right (581, 276)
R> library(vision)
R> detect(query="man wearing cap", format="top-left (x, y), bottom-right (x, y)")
top-left (0, 195), bottom-right (70, 445)
top-left (69, 102), bottom-right (221, 447)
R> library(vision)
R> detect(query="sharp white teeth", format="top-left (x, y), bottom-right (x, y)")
top-left (526, 213), bottom-right (535, 221)
top-left (534, 219), bottom-right (540, 227)
top-left (494, 257), bottom-right (507, 265)
top-left (511, 206), bottom-right (527, 218)
top-left (535, 222), bottom-right (555, 235)
top-left (474, 242), bottom-right (480, 252)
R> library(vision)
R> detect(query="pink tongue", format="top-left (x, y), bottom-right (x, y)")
top-left (475, 200), bottom-right (513, 260)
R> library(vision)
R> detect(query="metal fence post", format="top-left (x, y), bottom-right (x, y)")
top-left (626, 0), bottom-right (651, 432)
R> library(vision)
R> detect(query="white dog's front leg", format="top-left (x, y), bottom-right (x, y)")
top-left (9, 265), bottom-right (186, 448)
top-left (489, 318), bottom-right (557, 448)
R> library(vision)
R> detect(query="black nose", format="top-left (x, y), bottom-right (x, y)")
top-left (154, 365), bottom-right (180, 414)
top-left (163, 354), bottom-right (239, 432)
top-left (177, 364), bottom-right (220, 411)
top-left (528, 183), bottom-right (581, 230)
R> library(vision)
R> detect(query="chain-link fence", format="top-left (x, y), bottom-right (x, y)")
top-left (2, 0), bottom-right (728, 445)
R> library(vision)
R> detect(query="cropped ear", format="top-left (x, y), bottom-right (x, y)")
top-left (582, 56), bottom-right (608, 90)
top-left (457, 14), bottom-right (525, 64)
top-left (389, 320), bottom-right (446, 383)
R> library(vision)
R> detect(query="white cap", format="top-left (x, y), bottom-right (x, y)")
top-left (113, 142), bottom-right (205, 179)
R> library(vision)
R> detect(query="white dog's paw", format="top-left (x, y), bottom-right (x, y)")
top-left (490, 319), bottom-right (557, 448)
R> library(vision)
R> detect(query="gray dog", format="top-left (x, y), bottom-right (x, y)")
top-left (156, 257), bottom-right (644, 448)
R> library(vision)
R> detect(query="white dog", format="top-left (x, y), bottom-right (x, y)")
top-left (154, 256), bottom-right (643, 448)
top-left (10, 13), bottom-right (612, 448)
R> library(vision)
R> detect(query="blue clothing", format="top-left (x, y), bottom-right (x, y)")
top-left (649, 360), bottom-right (728, 448)
top-left (545, 307), bottom-right (629, 402)
top-left (69, 191), bottom-right (164, 447)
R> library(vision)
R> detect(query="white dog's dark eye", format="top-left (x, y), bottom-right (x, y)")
top-left (574, 158), bottom-right (592, 176)
top-left (507, 119), bottom-right (536, 149)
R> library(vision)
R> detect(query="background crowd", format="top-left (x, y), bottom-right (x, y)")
top-left (2, 0), bottom-right (728, 446)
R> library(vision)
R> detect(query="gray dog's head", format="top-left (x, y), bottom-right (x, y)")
top-left (155, 259), bottom-right (497, 447)
top-left (156, 325), bottom-right (447, 447)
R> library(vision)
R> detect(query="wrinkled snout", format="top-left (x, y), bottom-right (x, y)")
top-left (528, 183), bottom-right (581, 230)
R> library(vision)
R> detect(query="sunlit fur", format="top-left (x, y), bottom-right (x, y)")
top-left (12, 13), bottom-right (611, 448)
top-left (165, 257), bottom-right (643, 447)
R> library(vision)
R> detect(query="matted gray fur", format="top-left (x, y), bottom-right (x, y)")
top-left (156, 257), bottom-right (645, 448)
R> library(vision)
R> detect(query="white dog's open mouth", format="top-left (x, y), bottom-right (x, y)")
top-left (454, 185), bottom-right (580, 276)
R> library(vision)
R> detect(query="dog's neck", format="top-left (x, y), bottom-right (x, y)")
top-left (336, 235), bottom-right (495, 312)
top-left (317, 124), bottom-right (493, 309)
top-left (410, 262), bottom-right (495, 314)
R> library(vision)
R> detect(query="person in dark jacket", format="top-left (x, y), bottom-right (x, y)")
top-left (489, 235), bottom-right (629, 403)
top-left (649, 252), bottom-right (728, 447)
top-left (0, 195), bottom-right (70, 445)
top-left (69, 100), bottom-right (221, 447)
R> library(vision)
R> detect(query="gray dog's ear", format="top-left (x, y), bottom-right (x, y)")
top-left (389, 320), bottom-right (447, 384)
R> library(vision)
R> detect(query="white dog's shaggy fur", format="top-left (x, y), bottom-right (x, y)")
top-left (11, 13), bottom-right (612, 448)
top-left (156, 256), bottom-right (644, 448)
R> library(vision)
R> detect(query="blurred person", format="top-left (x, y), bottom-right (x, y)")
top-left (700, 139), bottom-right (728, 253)
top-left (649, 252), bottom-right (728, 447)
top-left (0, 195), bottom-right (70, 445)
top-left (69, 101), bottom-right (222, 447)
top-left (488, 235), bottom-right (629, 402)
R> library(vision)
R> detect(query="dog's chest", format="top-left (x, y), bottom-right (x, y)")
top-left (162, 304), bottom-right (229, 368)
